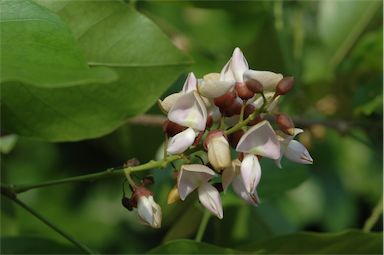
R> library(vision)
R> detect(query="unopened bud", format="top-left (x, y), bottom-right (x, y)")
top-left (246, 79), bottom-right (263, 93)
top-left (214, 90), bottom-right (236, 110)
top-left (248, 114), bottom-right (263, 126)
top-left (275, 76), bottom-right (294, 97)
top-left (235, 82), bottom-right (254, 100)
top-left (142, 176), bottom-right (154, 186)
top-left (163, 120), bottom-right (186, 137)
top-left (167, 186), bottom-right (180, 204)
top-left (276, 114), bottom-right (295, 135)
top-left (121, 197), bottom-right (133, 211)
top-left (204, 131), bottom-right (231, 170)
top-left (243, 104), bottom-right (256, 119)
top-left (224, 99), bottom-right (242, 117)
top-left (228, 130), bottom-right (244, 149)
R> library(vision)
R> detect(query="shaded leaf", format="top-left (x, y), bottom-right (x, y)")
top-left (2, 0), bottom-right (191, 141)
top-left (1, 236), bottom-right (81, 254)
top-left (148, 239), bottom-right (235, 254)
top-left (0, 0), bottom-right (116, 87)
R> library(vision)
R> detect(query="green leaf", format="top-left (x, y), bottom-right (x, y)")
top-left (1, 236), bottom-right (81, 254)
top-left (149, 231), bottom-right (382, 254)
top-left (0, 0), bottom-right (116, 87)
top-left (2, 0), bottom-right (191, 141)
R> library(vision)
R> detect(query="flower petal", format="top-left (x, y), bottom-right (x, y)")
top-left (220, 59), bottom-right (235, 81)
top-left (198, 182), bottom-right (223, 219)
top-left (168, 91), bottom-right (207, 131)
top-left (222, 159), bottom-right (241, 192)
top-left (232, 175), bottom-right (260, 206)
top-left (158, 92), bottom-right (183, 112)
top-left (236, 120), bottom-right (281, 159)
top-left (198, 74), bottom-right (234, 98)
top-left (284, 140), bottom-right (313, 164)
top-left (207, 134), bottom-right (231, 170)
top-left (137, 196), bottom-right (154, 226)
top-left (177, 164), bottom-right (216, 200)
top-left (243, 70), bottom-right (283, 91)
top-left (166, 128), bottom-right (197, 155)
top-left (240, 154), bottom-right (261, 193)
top-left (230, 47), bottom-right (249, 82)
top-left (182, 72), bottom-right (197, 93)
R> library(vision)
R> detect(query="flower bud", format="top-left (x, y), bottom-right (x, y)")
top-left (246, 79), bottom-right (263, 93)
top-left (224, 98), bottom-right (242, 117)
top-left (121, 197), bottom-right (133, 211)
top-left (243, 104), bottom-right (256, 119)
top-left (204, 131), bottom-right (231, 170)
top-left (163, 120), bottom-right (186, 137)
top-left (228, 130), bottom-right (244, 149)
top-left (167, 186), bottom-right (180, 204)
top-left (275, 76), bottom-right (294, 97)
top-left (285, 140), bottom-right (313, 164)
top-left (214, 90), bottom-right (236, 110)
top-left (276, 114), bottom-right (295, 136)
top-left (137, 194), bottom-right (162, 228)
top-left (240, 154), bottom-right (261, 193)
top-left (235, 82), bottom-right (254, 100)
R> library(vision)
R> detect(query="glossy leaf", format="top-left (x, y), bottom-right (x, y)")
top-left (1, 0), bottom-right (191, 141)
top-left (1, 236), bottom-right (81, 254)
top-left (0, 0), bottom-right (116, 87)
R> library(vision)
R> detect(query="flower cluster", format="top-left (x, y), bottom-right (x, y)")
top-left (127, 48), bottom-right (313, 228)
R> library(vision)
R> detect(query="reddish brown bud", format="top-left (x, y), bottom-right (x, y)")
top-left (224, 99), bottom-right (242, 117)
top-left (246, 79), bottom-right (263, 93)
top-left (275, 76), bottom-right (294, 96)
top-left (235, 82), bottom-right (254, 100)
top-left (248, 114), bottom-right (263, 126)
top-left (163, 120), bottom-right (186, 137)
top-left (228, 130), bottom-right (244, 149)
top-left (214, 90), bottom-right (236, 110)
top-left (121, 197), bottom-right (133, 211)
top-left (142, 176), bottom-right (154, 186)
top-left (276, 114), bottom-right (295, 135)
top-left (243, 104), bottom-right (256, 119)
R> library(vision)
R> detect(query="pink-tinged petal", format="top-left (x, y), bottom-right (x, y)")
top-left (230, 47), bottom-right (249, 82)
top-left (182, 72), bottom-right (197, 93)
top-left (236, 120), bottom-right (281, 159)
top-left (232, 175), bottom-right (260, 206)
top-left (275, 128), bottom-right (304, 168)
top-left (222, 159), bottom-right (241, 192)
top-left (166, 128), bottom-right (197, 155)
top-left (243, 70), bottom-right (283, 91)
top-left (220, 59), bottom-right (235, 81)
top-left (284, 140), bottom-right (313, 164)
top-left (168, 91), bottom-right (207, 131)
top-left (199, 79), bottom-right (235, 98)
top-left (177, 164), bottom-right (216, 200)
top-left (198, 182), bottom-right (223, 219)
top-left (240, 154), bottom-right (261, 193)
top-left (158, 92), bottom-right (183, 112)
top-left (207, 135), bottom-right (231, 170)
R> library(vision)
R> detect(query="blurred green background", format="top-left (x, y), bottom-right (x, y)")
top-left (1, 0), bottom-right (382, 253)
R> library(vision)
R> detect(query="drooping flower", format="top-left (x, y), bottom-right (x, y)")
top-left (166, 127), bottom-right (197, 155)
top-left (204, 131), bottom-right (231, 171)
top-left (240, 154), bottom-right (261, 194)
top-left (236, 120), bottom-right (281, 160)
top-left (131, 187), bottom-right (162, 229)
top-left (177, 164), bottom-right (223, 219)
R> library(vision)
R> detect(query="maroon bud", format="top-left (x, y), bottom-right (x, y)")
top-left (224, 99), bottom-right (242, 117)
top-left (246, 79), bottom-right (263, 93)
top-left (206, 115), bottom-right (213, 128)
top-left (163, 120), bottom-right (187, 137)
top-left (248, 114), bottom-right (263, 126)
top-left (235, 82), bottom-right (254, 100)
top-left (121, 197), bottom-right (133, 211)
top-left (228, 130), bottom-right (244, 149)
top-left (275, 76), bottom-right (294, 96)
top-left (243, 104), bottom-right (256, 119)
top-left (214, 90), bottom-right (236, 110)
top-left (142, 176), bottom-right (154, 186)
top-left (276, 114), bottom-right (295, 135)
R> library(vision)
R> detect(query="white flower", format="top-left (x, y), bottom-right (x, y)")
top-left (177, 164), bottom-right (223, 219)
top-left (236, 120), bottom-right (281, 160)
top-left (137, 195), bottom-right (162, 228)
top-left (240, 154), bottom-right (261, 194)
top-left (198, 73), bottom-right (235, 98)
top-left (205, 131), bottom-right (231, 170)
top-left (166, 127), bottom-right (197, 155)
top-left (168, 91), bottom-right (207, 131)
top-left (221, 47), bottom-right (283, 91)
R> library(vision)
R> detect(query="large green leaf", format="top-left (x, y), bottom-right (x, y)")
top-left (1, 236), bottom-right (81, 254)
top-left (1, 0), bottom-right (191, 141)
top-left (149, 231), bottom-right (382, 254)
top-left (0, 0), bottom-right (116, 87)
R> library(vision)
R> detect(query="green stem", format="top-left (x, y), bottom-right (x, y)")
top-left (2, 155), bottom-right (181, 194)
top-left (195, 209), bottom-right (211, 242)
top-left (363, 196), bottom-right (383, 232)
top-left (2, 193), bottom-right (94, 254)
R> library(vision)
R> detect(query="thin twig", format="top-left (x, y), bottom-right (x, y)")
top-left (363, 196), bottom-right (383, 232)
